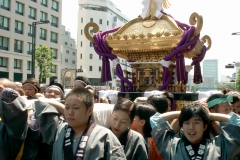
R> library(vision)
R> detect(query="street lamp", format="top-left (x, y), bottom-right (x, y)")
top-left (31, 20), bottom-right (50, 78)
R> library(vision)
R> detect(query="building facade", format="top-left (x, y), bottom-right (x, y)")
top-left (0, 0), bottom-right (62, 84)
top-left (60, 25), bottom-right (77, 88)
top-left (203, 59), bottom-right (218, 87)
top-left (77, 0), bottom-right (130, 90)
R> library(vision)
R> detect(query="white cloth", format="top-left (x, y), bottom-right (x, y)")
top-left (98, 90), bottom-right (119, 104)
top-left (93, 103), bottom-right (114, 128)
top-left (197, 90), bottom-right (222, 100)
top-left (144, 90), bottom-right (164, 97)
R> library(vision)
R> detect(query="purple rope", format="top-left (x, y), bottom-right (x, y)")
top-left (93, 28), bottom-right (133, 91)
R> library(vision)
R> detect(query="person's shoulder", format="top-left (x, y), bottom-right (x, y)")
top-left (129, 129), bottom-right (145, 140)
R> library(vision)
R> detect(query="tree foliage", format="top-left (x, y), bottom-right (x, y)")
top-left (35, 45), bottom-right (53, 83)
top-left (215, 83), bottom-right (235, 91)
top-left (236, 69), bottom-right (240, 91)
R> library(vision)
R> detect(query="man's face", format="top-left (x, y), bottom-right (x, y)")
top-left (210, 102), bottom-right (231, 114)
top-left (182, 116), bottom-right (208, 144)
top-left (233, 101), bottom-right (240, 115)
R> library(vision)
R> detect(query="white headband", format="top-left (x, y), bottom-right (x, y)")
top-left (46, 85), bottom-right (64, 97)
top-left (74, 80), bottom-right (87, 86)
top-left (23, 83), bottom-right (39, 92)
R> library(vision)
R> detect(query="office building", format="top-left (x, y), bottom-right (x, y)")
top-left (203, 59), bottom-right (218, 87)
top-left (0, 0), bottom-right (62, 84)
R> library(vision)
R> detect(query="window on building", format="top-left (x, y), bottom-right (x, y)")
top-left (81, 18), bottom-right (83, 23)
top-left (41, 0), bottom-right (47, 7)
top-left (14, 39), bottom-right (22, 53)
top-left (51, 65), bottom-right (56, 73)
top-left (40, 28), bottom-right (46, 40)
top-left (81, 41), bottom-right (82, 47)
top-left (0, 36), bottom-right (8, 51)
top-left (15, 1), bottom-right (24, 15)
top-left (51, 0), bottom-right (58, 11)
top-left (80, 54), bottom-right (82, 59)
top-left (90, 42), bottom-right (92, 47)
top-left (90, 54), bottom-right (93, 59)
top-left (72, 60), bottom-right (75, 64)
top-left (15, 20), bottom-right (23, 34)
top-left (27, 42), bottom-right (32, 55)
top-left (40, 11), bottom-right (47, 21)
top-left (73, 52), bottom-right (75, 55)
top-left (89, 66), bottom-right (92, 71)
top-left (65, 32), bottom-right (68, 35)
top-left (0, 57), bottom-right (7, 67)
top-left (90, 18), bottom-right (93, 22)
top-left (99, 19), bottom-right (102, 24)
top-left (14, 59), bottom-right (22, 69)
top-left (0, 16), bottom-right (9, 30)
top-left (28, 24), bottom-right (33, 37)
top-left (99, 55), bottom-right (101, 60)
top-left (107, 20), bottom-right (109, 26)
top-left (65, 59), bottom-right (68, 62)
top-left (81, 29), bottom-right (82, 35)
top-left (51, 15), bottom-right (58, 27)
top-left (27, 61), bottom-right (32, 70)
top-left (31, 0), bottom-right (36, 2)
top-left (0, 0), bottom-right (10, 10)
top-left (66, 50), bottom-right (69, 54)
top-left (65, 42), bottom-right (67, 45)
top-left (28, 7), bottom-right (36, 19)
top-left (51, 48), bottom-right (57, 59)
top-left (99, 66), bottom-right (101, 71)
top-left (50, 32), bottom-right (57, 43)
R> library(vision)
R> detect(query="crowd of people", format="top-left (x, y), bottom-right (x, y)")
top-left (0, 76), bottom-right (240, 160)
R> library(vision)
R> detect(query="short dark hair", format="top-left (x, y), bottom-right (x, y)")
top-left (179, 103), bottom-right (209, 128)
top-left (206, 94), bottom-right (227, 110)
top-left (162, 91), bottom-right (174, 104)
top-left (147, 94), bottom-right (169, 113)
top-left (113, 98), bottom-right (136, 122)
top-left (226, 92), bottom-right (240, 104)
top-left (135, 102), bottom-right (156, 137)
top-left (22, 78), bottom-right (40, 93)
top-left (65, 87), bottom-right (94, 109)
top-left (75, 76), bottom-right (90, 86)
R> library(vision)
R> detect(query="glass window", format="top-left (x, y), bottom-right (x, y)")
top-left (65, 42), bottom-right (67, 45)
top-left (27, 61), bottom-right (32, 70)
top-left (107, 20), bottom-right (109, 26)
top-left (27, 42), bottom-right (32, 55)
top-left (14, 59), bottom-right (22, 69)
top-left (90, 42), bottom-right (92, 47)
top-left (65, 59), bottom-right (68, 62)
top-left (90, 54), bottom-right (93, 59)
top-left (0, 57), bottom-right (7, 67)
top-left (50, 32), bottom-right (57, 43)
top-left (90, 18), bottom-right (93, 22)
top-left (51, 15), bottom-right (58, 27)
top-left (81, 29), bottom-right (82, 35)
top-left (51, 0), bottom-right (58, 11)
top-left (40, 28), bottom-right (46, 40)
top-left (29, 7), bottom-right (36, 19)
top-left (89, 66), bottom-right (92, 71)
top-left (72, 60), bottom-right (75, 64)
top-left (99, 55), bottom-right (101, 60)
top-left (81, 18), bottom-right (83, 23)
top-left (99, 66), bottom-right (101, 71)
top-left (40, 11), bottom-right (47, 21)
top-left (51, 65), bottom-right (56, 73)
top-left (28, 24), bottom-right (33, 37)
top-left (15, 21), bottom-right (23, 34)
top-left (66, 50), bottom-right (69, 54)
top-left (81, 41), bottom-right (82, 47)
top-left (0, 36), bottom-right (9, 50)
top-left (14, 39), bottom-right (23, 53)
top-left (41, 0), bottom-right (47, 7)
top-left (15, 2), bottom-right (23, 15)
top-left (80, 54), bottom-right (82, 59)
top-left (1, 0), bottom-right (10, 10)
top-left (0, 16), bottom-right (9, 30)
top-left (73, 52), bottom-right (75, 55)
top-left (51, 48), bottom-right (57, 59)
top-left (99, 19), bottom-right (102, 24)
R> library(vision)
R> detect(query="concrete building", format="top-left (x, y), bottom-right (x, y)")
top-left (77, 0), bottom-right (130, 89)
top-left (203, 59), bottom-right (218, 87)
top-left (60, 25), bottom-right (77, 88)
top-left (0, 0), bottom-right (62, 84)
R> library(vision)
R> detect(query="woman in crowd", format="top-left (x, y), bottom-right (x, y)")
top-left (130, 102), bottom-right (163, 160)
top-left (74, 76), bottom-right (91, 88)
top-left (109, 98), bottom-right (148, 160)
top-left (150, 102), bottom-right (240, 159)
top-left (147, 94), bottom-right (171, 113)
top-left (44, 80), bottom-right (64, 99)
top-left (22, 78), bottom-right (41, 99)
top-left (227, 92), bottom-right (240, 115)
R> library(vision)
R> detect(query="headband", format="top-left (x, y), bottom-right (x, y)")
top-left (46, 85), bottom-right (64, 97)
top-left (23, 83), bottom-right (39, 92)
top-left (207, 94), bottom-right (233, 108)
top-left (74, 80), bottom-right (87, 86)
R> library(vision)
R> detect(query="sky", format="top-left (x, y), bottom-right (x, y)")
top-left (62, 0), bottom-right (240, 80)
